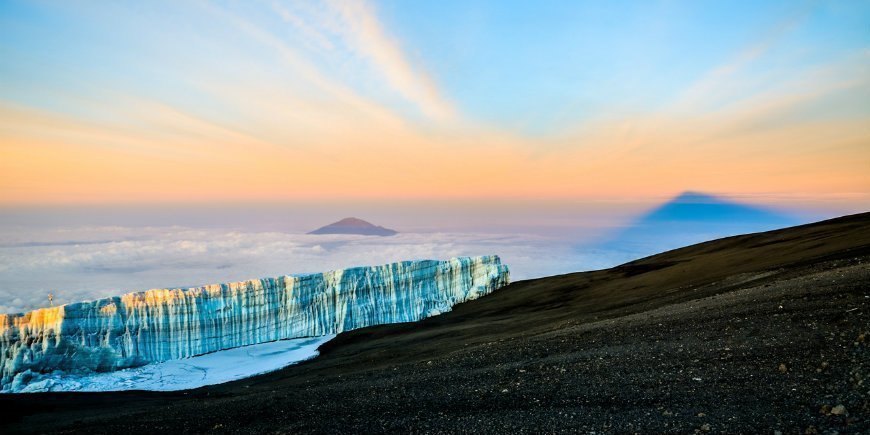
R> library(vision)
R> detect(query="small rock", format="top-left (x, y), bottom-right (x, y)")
top-left (700, 423), bottom-right (711, 432)
top-left (774, 431), bottom-right (783, 435)
top-left (830, 404), bottom-right (847, 415)
top-left (501, 388), bottom-right (509, 393)
top-left (804, 425), bottom-right (818, 434)
top-left (697, 412), bottom-right (706, 417)
top-left (820, 404), bottom-right (832, 414)
top-left (779, 363), bottom-right (788, 373)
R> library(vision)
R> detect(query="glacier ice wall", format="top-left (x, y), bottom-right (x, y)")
top-left (0, 256), bottom-right (509, 390)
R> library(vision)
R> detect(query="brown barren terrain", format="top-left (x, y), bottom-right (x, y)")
top-left (2, 213), bottom-right (869, 433)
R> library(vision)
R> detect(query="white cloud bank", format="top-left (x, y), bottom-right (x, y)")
top-left (0, 225), bottom-right (632, 314)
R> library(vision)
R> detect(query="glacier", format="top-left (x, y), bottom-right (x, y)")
top-left (0, 255), bottom-right (509, 392)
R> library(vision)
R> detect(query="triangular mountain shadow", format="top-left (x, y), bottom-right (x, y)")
top-left (308, 217), bottom-right (398, 236)
top-left (637, 191), bottom-right (795, 225)
top-left (596, 191), bottom-right (801, 256)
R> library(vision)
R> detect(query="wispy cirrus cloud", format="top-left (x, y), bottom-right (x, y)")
top-left (199, 1), bottom-right (406, 127)
top-left (267, 0), bottom-right (455, 122)
top-left (670, 11), bottom-right (809, 113)
top-left (322, 0), bottom-right (455, 122)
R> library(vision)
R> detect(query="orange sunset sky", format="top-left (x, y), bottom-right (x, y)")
top-left (1, 1), bottom-right (868, 210)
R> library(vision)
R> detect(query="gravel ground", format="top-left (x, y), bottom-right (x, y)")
top-left (2, 213), bottom-right (868, 434)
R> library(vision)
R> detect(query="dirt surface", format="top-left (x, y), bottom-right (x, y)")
top-left (2, 213), bottom-right (869, 434)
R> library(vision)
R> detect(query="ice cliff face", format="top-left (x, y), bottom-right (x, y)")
top-left (0, 256), bottom-right (509, 391)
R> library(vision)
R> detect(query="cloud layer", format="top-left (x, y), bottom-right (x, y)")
top-left (0, 225), bottom-right (632, 314)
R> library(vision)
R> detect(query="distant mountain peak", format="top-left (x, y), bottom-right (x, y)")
top-left (308, 217), bottom-right (398, 236)
top-left (331, 217), bottom-right (375, 226)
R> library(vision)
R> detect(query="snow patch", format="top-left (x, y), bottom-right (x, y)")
top-left (5, 335), bottom-right (334, 393)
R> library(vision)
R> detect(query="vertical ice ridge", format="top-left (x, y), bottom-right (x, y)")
top-left (0, 255), bottom-right (509, 390)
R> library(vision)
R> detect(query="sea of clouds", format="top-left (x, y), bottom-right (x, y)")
top-left (0, 225), bottom-right (637, 314)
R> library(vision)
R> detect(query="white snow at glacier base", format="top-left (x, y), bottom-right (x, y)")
top-left (6, 335), bottom-right (334, 393)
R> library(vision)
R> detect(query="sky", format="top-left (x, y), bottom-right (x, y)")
top-left (1, 1), bottom-right (869, 313)
top-left (0, 0), bottom-right (868, 208)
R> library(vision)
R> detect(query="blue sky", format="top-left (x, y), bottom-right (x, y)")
top-left (0, 0), bottom-right (868, 205)
top-left (3, 0), bottom-right (868, 128)
top-left (374, 0), bottom-right (869, 133)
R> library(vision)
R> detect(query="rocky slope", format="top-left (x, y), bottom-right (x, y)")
top-left (1, 213), bottom-right (868, 434)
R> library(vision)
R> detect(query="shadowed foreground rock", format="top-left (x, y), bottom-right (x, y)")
top-left (1, 213), bottom-right (868, 434)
